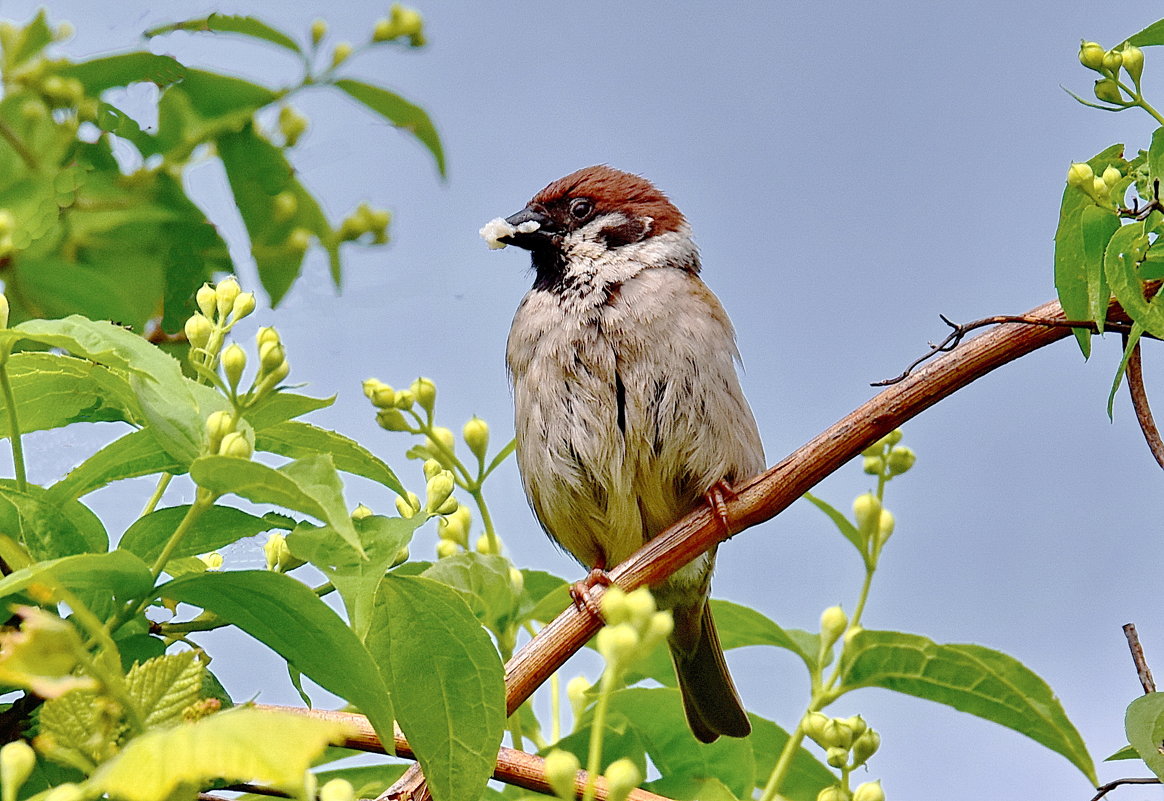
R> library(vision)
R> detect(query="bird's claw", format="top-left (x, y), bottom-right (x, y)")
top-left (570, 566), bottom-right (612, 621)
top-left (705, 479), bottom-right (737, 536)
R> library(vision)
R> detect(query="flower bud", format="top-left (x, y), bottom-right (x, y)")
top-left (264, 533), bottom-right (285, 570)
top-left (509, 566), bottom-right (524, 595)
top-left (205, 410), bottom-right (235, 451)
top-left (1094, 78), bottom-right (1124, 104)
top-left (372, 18), bottom-right (396, 42)
top-left (56, 22), bottom-right (74, 41)
top-left (596, 622), bottom-right (640, 668)
top-left (423, 458), bottom-right (443, 481)
top-left (257, 326), bottom-right (280, 348)
top-left (1091, 176), bottom-right (1110, 200)
top-left (184, 313), bottom-right (212, 349)
top-left (601, 586), bottom-right (630, 625)
top-left (331, 41), bottom-right (353, 67)
top-left (232, 292), bottom-right (256, 321)
top-left (1123, 44), bottom-right (1145, 83)
top-left (377, 409), bottom-right (410, 432)
top-left (288, 227), bottom-right (312, 252)
top-left (436, 496), bottom-right (459, 516)
top-left (259, 341), bottom-right (286, 374)
top-left (196, 284), bottom-right (217, 318)
top-left (197, 552), bottom-right (223, 570)
top-left (816, 786), bottom-right (850, 801)
top-left (1, 740), bottom-right (37, 798)
top-left (475, 532), bottom-right (501, 554)
top-left (438, 504), bottom-right (471, 547)
top-left (221, 343), bottom-right (246, 390)
top-left (395, 491), bottom-right (421, 518)
top-left (853, 780), bottom-right (885, 801)
top-left (885, 445), bottom-right (916, 475)
top-left (351, 503), bottom-right (373, 520)
top-left (1066, 162), bottom-right (1093, 188)
top-left (1102, 166), bottom-right (1123, 187)
top-left (862, 455), bottom-right (884, 475)
top-left (841, 715), bottom-right (867, 738)
top-left (463, 416), bottom-right (490, 460)
top-left (821, 605), bottom-right (848, 649)
top-left (219, 431), bottom-right (252, 459)
top-left (311, 19), bottom-right (327, 44)
top-left (410, 377), bottom-right (437, 412)
top-left (567, 676), bottom-right (591, 718)
top-left (42, 783), bottom-right (84, 801)
top-left (851, 728), bottom-right (881, 766)
top-left (802, 710), bottom-right (830, 745)
top-left (392, 545), bottom-right (409, 566)
top-left (435, 538), bottom-right (459, 559)
top-left (1079, 40), bottom-right (1106, 70)
top-left (273, 191), bottom-right (298, 221)
top-left (214, 277), bottom-right (241, 317)
top-left (320, 778), bottom-right (355, 801)
top-left (604, 758), bottom-right (642, 801)
top-left (429, 425), bottom-right (455, 454)
top-left (394, 389), bottom-right (415, 409)
top-left (853, 493), bottom-right (881, 533)
top-left (623, 587), bottom-right (658, 627)
top-left (825, 746), bottom-right (849, 768)
top-left (844, 624), bottom-right (864, 647)
top-left (1102, 49), bottom-right (1123, 72)
top-left (278, 105), bottom-right (308, 147)
top-left (543, 749), bottom-right (580, 801)
top-left (821, 717), bottom-right (855, 749)
top-left (877, 509), bottom-right (895, 544)
top-left (425, 470), bottom-right (455, 513)
top-left (645, 610), bottom-right (674, 644)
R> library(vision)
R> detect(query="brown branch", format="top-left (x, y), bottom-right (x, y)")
top-left (254, 705), bottom-right (669, 801)
top-left (1089, 776), bottom-right (1161, 801)
top-left (1124, 337), bottom-right (1164, 470)
top-left (1122, 623), bottom-right (1156, 694)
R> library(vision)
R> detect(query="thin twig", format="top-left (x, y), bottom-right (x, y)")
top-left (874, 314), bottom-right (1151, 386)
top-left (1089, 776), bottom-right (1160, 801)
top-left (1124, 337), bottom-right (1164, 471)
top-left (1123, 623), bottom-right (1156, 694)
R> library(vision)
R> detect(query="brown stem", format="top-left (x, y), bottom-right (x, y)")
top-left (1124, 337), bottom-right (1164, 471)
top-left (1090, 776), bottom-right (1160, 800)
top-left (1123, 623), bottom-right (1156, 694)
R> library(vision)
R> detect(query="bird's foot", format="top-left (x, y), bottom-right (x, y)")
top-left (569, 565), bottom-right (612, 622)
top-left (704, 479), bottom-right (738, 537)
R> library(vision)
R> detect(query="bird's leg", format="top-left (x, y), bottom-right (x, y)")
top-left (569, 559), bottom-right (612, 621)
top-left (704, 479), bottom-right (737, 536)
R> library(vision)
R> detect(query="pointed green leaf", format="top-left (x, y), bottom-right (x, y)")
top-left (256, 420), bottom-right (405, 496)
top-left (160, 570), bottom-right (395, 749)
top-left (334, 79), bottom-right (446, 177)
top-left (1105, 743), bottom-right (1139, 761)
top-left (120, 505), bottom-right (276, 563)
top-left (244, 391), bottom-right (335, 430)
top-left (422, 552), bottom-right (522, 636)
top-left (125, 651), bottom-right (205, 728)
top-left (50, 428), bottom-right (183, 501)
top-left (146, 14), bottom-right (302, 54)
top-left (1126, 692), bottom-right (1164, 778)
top-left (0, 550), bottom-right (153, 602)
top-left (56, 53), bottom-right (186, 94)
top-left (368, 575), bottom-right (505, 801)
top-left (0, 352), bottom-right (137, 435)
top-left (91, 706), bottom-right (351, 800)
top-left (1079, 206), bottom-right (1120, 332)
top-left (840, 630), bottom-right (1094, 782)
top-left (0, 481), bottom-right (107, 558)
top-left (1105, 220), bottom-right (1164, 339)
top-left (1128, 20), bottom-right (1164, 47)
top-left (1108, 322), bottom-right (1146, 418)
top-left (803, 491), bottom-right (866, 564)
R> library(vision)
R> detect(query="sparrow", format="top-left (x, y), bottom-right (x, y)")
top-left (482, 165), bottom-right (764, 743)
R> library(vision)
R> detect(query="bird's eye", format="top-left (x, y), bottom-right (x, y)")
top-left (569, 198), bottom-right (593, 219)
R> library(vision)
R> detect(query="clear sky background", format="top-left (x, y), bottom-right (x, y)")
top-left (3, 1), bottom-right (1163, 799)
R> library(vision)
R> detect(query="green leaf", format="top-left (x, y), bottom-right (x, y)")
top-left (11, 10), bottom-right (53, 66)
top-left (244, 391), bottom-right (335, 430)
top-left (334, 79), bottom-right (446, 177)
top-left (175, 68), bottom-right (279, 122)
top-left (120, 505), bottom-right (276, 564)
top-left (0, 550), bottom-right (153, 603)
top-left (287, 514), bottom-right (423, 636)
top-left (0, 353), bottom-right (137, 435)
top-left (189, 454), bottom-right (362, 555)
top-left (1105, 743), bottom-right (1139, 761)
top-left (91, 706), bottom-right (352, 800)
top-left (1054, 143), bottom-right (1125, 357)
top-left (803, 491), bottom-right (866, 565)
top-left (146, 14), bottom-right (302, 54)
top-left (605, 687), bottom-right (754, 799)
top-left (1108, 322), bottom-right (1145, 419)
top-left (1126, 693), bottom-right (1164, 778)
top-left (840, 630), bottom-right (1095, 782)
top-left (312, 763), bottom-right (411, 799)
top-left (1104, 220), bottom-right (1164, 339)
top-left (1150, 128), bottom-right (1164, 189)
top-left (0, 481), bottom-right (107, 558)
top-left (160, 570), bottom-right (395, 749)
top-left (125, 651), bottom-right (205, 728)
top-left (256, 420), bottom-right (406, 496)
top-left (422, 552), bottom-right (522, 637)
top-left (1079, 205), bottom-right (1120, 332)
top-left (50, 428), bottom-right (183, 501)
top-left (748, 714), bottom-right (834, 800)
top-left (217, 122), bottom-right (337, 304)
top-left (1128, 20), bottom-right (1164, 47)
top-left (368, 575), bottom-right (506, 801)
top-left (56, 53), bottom-right (186, 94)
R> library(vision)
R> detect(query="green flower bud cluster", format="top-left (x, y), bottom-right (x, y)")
top-left (278, 105), bottom-right (308, 147)
top-left (264, 532), bottom-right (306, 573)
top-left (436, 504), bottom-right (472, 557)
top-left (371, 3), bottom-right (426, 47)
top-left (1079, 40), bottom-right (1145, 95)
top-left (852, 492), bottom-right (894, 549)
top-left (860, 429), bottom-right (916, 478)
top-left (39, 75), bottom-right (84, 108)
top-left (425, 466), bottom-right (459, 516)
top-left (186, 277), bottom-right (258, 372)
top-left (1065, 160), bottom-right (1126, 206)
top-left (596, 587), bottom-right (674, 673)
top-left (339, 202), bottom-right (391, 245)
top-left (0, 209), bottom-right (14, 259)
top-left (804, 711), bottom-right (882, 775)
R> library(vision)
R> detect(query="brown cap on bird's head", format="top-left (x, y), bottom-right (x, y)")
top-left (528, 165), bottom-right (686, 237)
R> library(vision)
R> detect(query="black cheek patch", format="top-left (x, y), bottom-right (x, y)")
top-left (599, 218), bottom-right (650, 248)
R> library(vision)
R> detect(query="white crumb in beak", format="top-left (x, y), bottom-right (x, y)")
top-left (479, 217), bottom-right (540, 250)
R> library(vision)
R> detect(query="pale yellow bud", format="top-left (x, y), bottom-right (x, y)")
top-left (820, 605), bottom-right (848, 648)
top-left (219, 431), bottom-right (252, 459)
top-left (877, 509), bottom-right (895, 544)
top-left (394, 389), bottom-right (415, 409)
top-left (475, 532), bottom-right (500, 554)
top-left (257, 326), bottom-right (280, 348)
top-left (596, 622), bottom-right (640, 668)
top-left (288, 227), bottom-right (312, 252)
top-left (1066, 162), bottom-right (1093, 188)
top-left (184, 313), bottom-right (212, 349)
top-left (372, 18), bottom-right (396, 42)
top-left (853, 780), bottom-right (885, 801)
top-left (1094, 78), bottom-right (1124, 104)
top-left (463, 416), bottom-right (490, 460)
top-left (604, 758), bottom-right (642, 801)
top-left (425, 470), bottom-right (455, 513)
top-left (437, 504), bottom-right (471, 547)
top-left (1102, 49), bottom-right (1123, 72)
top-left (509, 566), bottom-right (524, 595)
top-left (601, 586), bottom-right (630, 625)
top-left (0, 294), bottom-right (8, 330)
top-left (1124, 44), bottom-right (1145, 83)
top-left (196, 284), bottom-right (217, 317)
top-left (802, 710), bottom-right (830, 745)
top-left (825, 746), bottom-right (849, 768)
top-left (278, 105), bottom-right (308, 147)
top-left (843, 715), bottom-right (868, 738)
top-left (1102, 166), bottom-right (1122, 186)
top-left (623, 587), bottom-right (657, 627)
top-left (1092, 176), bottom-right (1110, 199)
top-left (55, 22), bottom-right (74, 41)
top-left (264, 533), bottom-right (285, 570)
top-left (377, 409), bottom-right (410, 431)
top-left (332, 41), bottom-right (353, 67)
top-left (410, 377), bottom-right (437, 411)
top-left (1, 740), bottom-right (37, 798)
top-left (645, 610), bottom-right (674, 643)
top-left (436, 495), bottom-right (459, 516)
top-left (273, 191), bottom-right (298, 221)
top-left (319, 778), bottom-right (356, 801)
top-left (221, 343), bottom-right (246, 389)
top-left (885, 445), bottom-right (916, 475)
top-left (853, 493), bottom-right (882, 533)
top-left (1079, 40), bottom-right (1106, 71)
top-left (197, 552), bottom-right (223, 570)
top-left (258, 341), bottom-right (286, 374)
top-left (395, 491), bottom-right (421, 518)
top-left (429, 425), bottom-right (455, 454)
top-left (821, 717), bottom-right (855, 749)
top-left (851, 728), bottom-right (881, 766)
top-left (214, 277), bottom-right (241, 317)
top-left (205, 410), bottom-right (235, 452)
top-left (567, 676), bottom-right (591, 719)
top-left (435, 539), bottom-right (459, 559)
top-left (862, 455), bottom-right (884, 475)
top-left (817, 785), bottom-right (850, 801)
top-left (422, 458), bottom-right (443, 480)
top-left (543, 749), bottom-right (581, 801)
top-left (351, 504), bottom-right (374, 520)
top-left (232, 291), bottom-right (256, 320)
top-left (310, 19), bottom-right (328, 45)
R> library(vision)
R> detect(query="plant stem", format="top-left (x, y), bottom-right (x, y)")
top-left (0, 120), bottom-right (38, 171)
top-left (149, 487), bottom-right (217, 580)
top-left (582, 670), bottom-right (618, 801)
top-left (759, 717), bottom-right (808, 801)
top-left (140, 473), bottom-right (173, 516)
top-left (0, 361), bottom-right (28, 492)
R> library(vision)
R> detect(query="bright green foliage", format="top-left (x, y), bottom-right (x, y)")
top-left (0, 8), bottom-right (442, 330)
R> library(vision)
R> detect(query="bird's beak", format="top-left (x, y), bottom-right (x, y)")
top-left (499, 207), bottom-right (555, 250)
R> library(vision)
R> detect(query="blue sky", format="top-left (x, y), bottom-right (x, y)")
top-left (4, 1), bottom-right (1163, 798)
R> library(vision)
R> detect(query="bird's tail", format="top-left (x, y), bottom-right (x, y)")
top-left (669, 601), bottom-right (751, 743)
